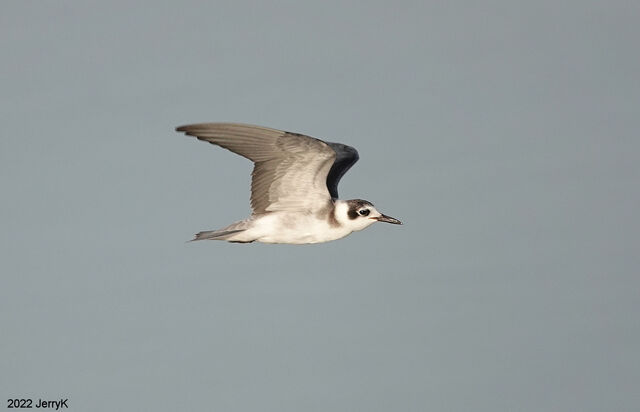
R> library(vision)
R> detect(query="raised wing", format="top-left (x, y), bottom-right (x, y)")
top-left (324, 142), bottom-right (359, 199)
top-left (176, 123), bottom-right (337, 214)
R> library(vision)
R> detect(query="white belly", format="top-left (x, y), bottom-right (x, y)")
top-left (245, 212), bottom-right (353, 244)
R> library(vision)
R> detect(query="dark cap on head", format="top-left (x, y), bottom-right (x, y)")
top-left (346, 199), bottom-right (374, 219)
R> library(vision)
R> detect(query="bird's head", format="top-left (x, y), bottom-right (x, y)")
top-left (335, 199), bottom-right (402, 232)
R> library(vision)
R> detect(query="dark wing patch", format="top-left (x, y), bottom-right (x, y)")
top-left (325, 142), bottom-right (359, 199)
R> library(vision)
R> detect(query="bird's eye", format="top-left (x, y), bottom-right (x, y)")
top-left (359, 209), bottom-right (370, 216)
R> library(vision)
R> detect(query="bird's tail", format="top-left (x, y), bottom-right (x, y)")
top-left (189, 220), bottom-right (252, 242)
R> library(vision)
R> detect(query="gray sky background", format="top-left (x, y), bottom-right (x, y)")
top-left (1, 1), bottom-right (639, 411)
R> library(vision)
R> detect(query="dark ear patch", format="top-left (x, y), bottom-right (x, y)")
top-left (347, 208), bottom-right (359, 220)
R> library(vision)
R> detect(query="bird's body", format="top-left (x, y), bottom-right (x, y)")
top-left (176, 123), bottom-right (401, 244)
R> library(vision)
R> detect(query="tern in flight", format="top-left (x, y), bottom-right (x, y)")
top-left (176, 123), bottom-right (401, 244)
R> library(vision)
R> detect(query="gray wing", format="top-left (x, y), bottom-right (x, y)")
top-left (176, 123), bottom-right (337, 214)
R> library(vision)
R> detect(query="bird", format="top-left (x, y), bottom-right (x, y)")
top-left (175, 123), bottom-right (402, 244)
